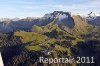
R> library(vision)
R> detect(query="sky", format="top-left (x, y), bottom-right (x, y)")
top-left (0, 0), bottom-right (100, 18)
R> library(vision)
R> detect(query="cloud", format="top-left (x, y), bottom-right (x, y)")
top-left (22, 2), bottom-right (100, 12)
top-left (49, 0), bottom-right (100, 10)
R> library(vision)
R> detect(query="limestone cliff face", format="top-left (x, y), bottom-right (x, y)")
top-left (43, 11), bottom-right (88, 35)
top-left (50, 15), bottom-right (88, 34)
top-left (70, 15), bottom-right (88, 34)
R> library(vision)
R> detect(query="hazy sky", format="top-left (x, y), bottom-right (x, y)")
top-left (0, 0), bottom-right (100, 18)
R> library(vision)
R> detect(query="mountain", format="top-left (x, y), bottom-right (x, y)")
top-left (0, 11), bottom-right (100, 66)
top-left (0, 18), bottom-right (11, 22)
top-left (43, 11), bottom-right (88, 34)
top-left (87, 12), bottom-right (100, 26)
top-left (0, 11), bottom-right (99, 33)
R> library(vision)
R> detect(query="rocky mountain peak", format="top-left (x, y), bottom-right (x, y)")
top-left (88, 12), bottom-right (100, 17)
top-left (44, 11), bottom-right (71, 21)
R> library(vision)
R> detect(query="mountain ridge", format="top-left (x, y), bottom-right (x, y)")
top-left (0, 11), bottom-right (99, 33)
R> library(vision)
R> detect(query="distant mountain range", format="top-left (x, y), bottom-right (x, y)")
top-left (0, 11), bottom-right (100, 33)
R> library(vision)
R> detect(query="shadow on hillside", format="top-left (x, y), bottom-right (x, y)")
top-left (71, 39), bottom-right (100, 66)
